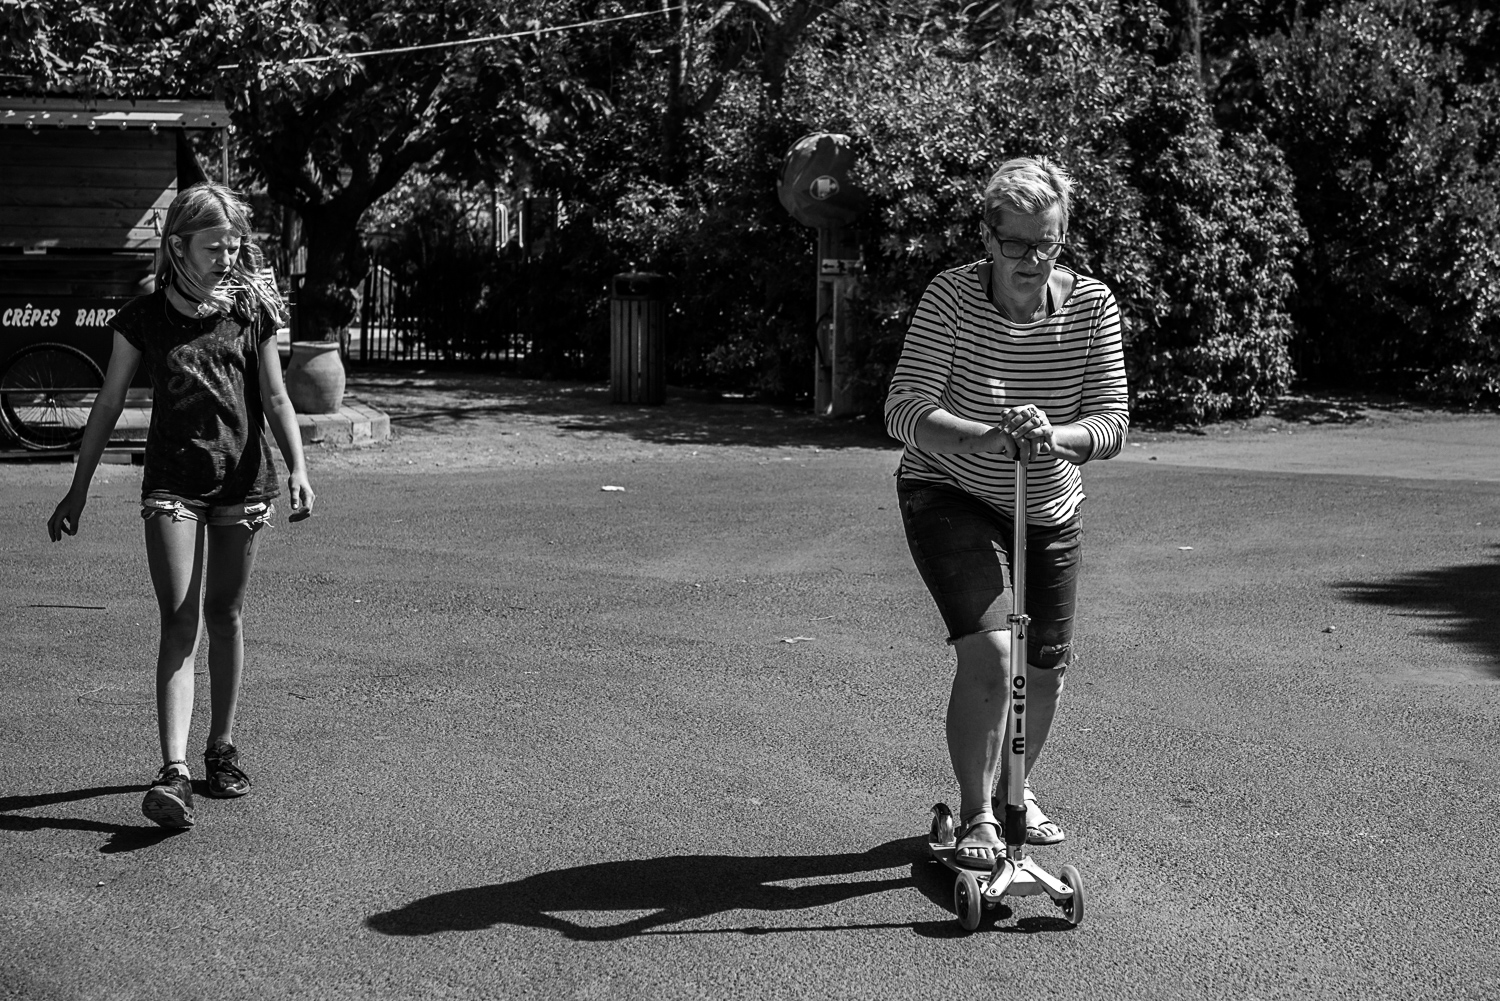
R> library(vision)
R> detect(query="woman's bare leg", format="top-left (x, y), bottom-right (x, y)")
top-left (948, 630), bottom-right (1010, 830)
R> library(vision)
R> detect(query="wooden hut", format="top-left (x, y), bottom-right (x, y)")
top-left (0, 97), bottom-right (229, 449)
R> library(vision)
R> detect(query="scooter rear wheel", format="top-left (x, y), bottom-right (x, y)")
top-left (930, 803), bottom-right (955, 845)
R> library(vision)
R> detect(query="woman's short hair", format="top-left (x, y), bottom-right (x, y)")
top-left (982, 157), bottom-right (1074, 232)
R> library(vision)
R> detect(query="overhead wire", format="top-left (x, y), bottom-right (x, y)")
top-left (215, 6), bottom-right (685, 71)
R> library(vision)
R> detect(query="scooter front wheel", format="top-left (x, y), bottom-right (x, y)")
top-left (954, 870), bottom-right (983, 932)
top-left (1058, 863), bottom-right (1084, 926)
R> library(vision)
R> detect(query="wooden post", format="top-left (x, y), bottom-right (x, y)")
top-left (814, 225), bottom-right (860, 416)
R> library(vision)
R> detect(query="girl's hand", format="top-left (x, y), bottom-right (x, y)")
top-left (286, 472), bottom-right (315, 520)
top-left (48, 492), bottom-right (86, 542)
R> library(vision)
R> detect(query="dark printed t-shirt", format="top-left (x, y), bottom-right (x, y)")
top-left (109, 290), bottom-right (280, 505)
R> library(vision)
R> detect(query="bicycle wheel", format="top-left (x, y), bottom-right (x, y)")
top-left (0, 343), bottom-right (105, 451)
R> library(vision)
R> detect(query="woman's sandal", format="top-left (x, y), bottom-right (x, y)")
top-left (953, 810), bottom-right (1003, 870)
top-left (1023, 781), bottom-right (1066, 845)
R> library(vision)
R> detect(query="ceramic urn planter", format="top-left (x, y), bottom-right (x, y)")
top-left (285, 341), bottom-right (346, 414)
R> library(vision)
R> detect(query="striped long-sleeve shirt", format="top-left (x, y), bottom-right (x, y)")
top-left (884, 262), bottom-right (1130, 526)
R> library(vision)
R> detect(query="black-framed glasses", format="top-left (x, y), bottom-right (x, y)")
top-left (987, 227), bottom-right (1067, 260)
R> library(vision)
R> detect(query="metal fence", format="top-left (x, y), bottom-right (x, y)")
top-left (354, 251), bottom-right (530, 364)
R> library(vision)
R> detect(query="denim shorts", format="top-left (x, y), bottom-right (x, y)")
top-left (141, 495), bottom-right (276, 530)
top-left (897, 478), bottom-right (1080, 666)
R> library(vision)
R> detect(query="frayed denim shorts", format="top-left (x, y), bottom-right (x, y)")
top-left (897, 477), bottom-right (1080, 667)
top-left (141, 494), bottom-right (276, 531)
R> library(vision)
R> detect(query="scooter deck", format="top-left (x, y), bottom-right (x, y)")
top-left (928, 841), bottom-right (1067, 900)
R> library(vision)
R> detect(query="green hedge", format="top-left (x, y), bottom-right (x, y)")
top-left (1244, 0), bottom-right (1500, 405)
top-left (797, 29), bottom-right (1302, 423)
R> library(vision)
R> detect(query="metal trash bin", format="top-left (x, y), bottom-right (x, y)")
top-left (610, 271), bottom-right (666, 405)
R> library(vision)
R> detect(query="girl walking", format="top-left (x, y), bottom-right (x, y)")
top-left (48, 182), bottom-right (314, 829)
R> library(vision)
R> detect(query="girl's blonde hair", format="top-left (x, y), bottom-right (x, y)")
top-left (982, 157), bottom-right (1074, 232)
top-left (155, 182), bottom-right (287, 325)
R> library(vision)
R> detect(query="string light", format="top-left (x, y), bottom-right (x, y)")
top-left (215, 7), bottom-right (681, 70)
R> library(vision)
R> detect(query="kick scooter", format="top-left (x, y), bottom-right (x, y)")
top-left (927, 452), bottom-right (1084, 931)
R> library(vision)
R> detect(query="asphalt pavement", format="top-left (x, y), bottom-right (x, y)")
top-left (1, 393), bottom-right (1497, 1001)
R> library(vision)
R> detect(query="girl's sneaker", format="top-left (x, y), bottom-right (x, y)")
top-left (141, 766), bottom-right (195, 828)
top-left (204, 740), bottom-right (251, 798)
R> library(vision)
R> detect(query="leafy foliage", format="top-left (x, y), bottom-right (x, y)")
top-left (551, 92), bottom-right (818, 392)
top-left (1, 0), bottom-right (615, 339)
top-left (783, 5), bottom-right (1301, 422)
top-left (1242, 0), bottom-right (1500, 403)
top-left (7, 0), bottom-right (1496, 412)
top-left (479, 0), bottom-right (1304, 419)
top-left (359, 175), bottom-right (523, 362)
top-left (458, 2), bottom-right (845, 390)
top-left (1121, 70), bottom-right (1302, 421)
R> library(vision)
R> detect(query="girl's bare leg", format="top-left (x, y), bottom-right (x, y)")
top-left (202, 522), bottom-right (262, 745)
top-left (143, 514), bottom-right (206, 767)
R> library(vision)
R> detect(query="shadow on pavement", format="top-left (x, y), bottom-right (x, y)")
top-left (350, 373), bottom-right (895, 451)
top-left (1335, 544), bottom-right (1500, 674)
top-left (366, 837), bottom-right (1074, 939)
top-left (0, 784), bottom-right (185, 852)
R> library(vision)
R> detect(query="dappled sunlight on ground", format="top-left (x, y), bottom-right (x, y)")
top-left (319, 369), bottom-right (901, 471)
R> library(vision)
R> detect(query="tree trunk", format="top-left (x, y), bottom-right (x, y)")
top-left (293, 199), bottom-right (368, 342)
top-left (1162, 0), bottom-right (1204, 83)
top-left (661, 0), bottom-right (685, 182)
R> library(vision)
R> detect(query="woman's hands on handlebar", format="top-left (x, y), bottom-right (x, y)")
top-left (993, 404), bottom-right (1054, 462)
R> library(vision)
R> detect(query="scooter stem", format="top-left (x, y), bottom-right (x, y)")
top-left (1003, 454), bottom-right (1030, 852)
